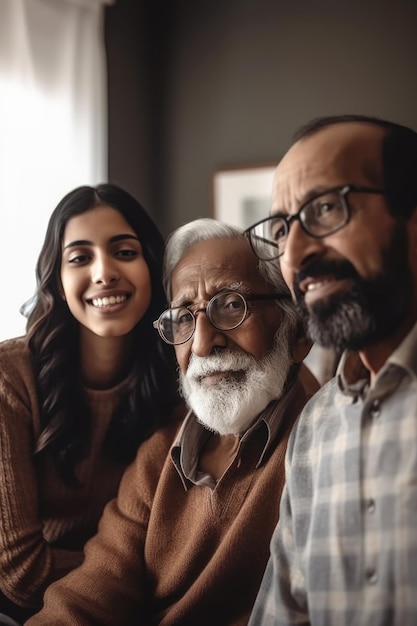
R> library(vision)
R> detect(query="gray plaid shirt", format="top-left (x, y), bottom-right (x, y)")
top-left (250, 321), bottom-right (417, 626)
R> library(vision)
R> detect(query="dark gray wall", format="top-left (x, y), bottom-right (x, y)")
top-left (106, 0), bottom-right (417, 237)
top-left (105, 0), bottom-right (151, 210)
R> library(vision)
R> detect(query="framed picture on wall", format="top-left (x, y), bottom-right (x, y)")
top-left (212, 163), bottom-right (277, 229)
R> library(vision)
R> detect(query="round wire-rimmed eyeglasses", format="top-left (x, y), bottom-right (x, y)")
top-left (244, 184), bottom-right (386, 261)
top-left (153, 290), bottom-right (291, 345)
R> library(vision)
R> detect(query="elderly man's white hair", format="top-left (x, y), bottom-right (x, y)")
top-left (163, 217), bottom-right (299, 332)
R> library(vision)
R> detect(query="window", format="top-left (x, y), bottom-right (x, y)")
top-left (0, 0), bottom-right (113, 340)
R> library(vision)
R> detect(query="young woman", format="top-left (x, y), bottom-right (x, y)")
top-left (0, 184), bottom-right (181, 622)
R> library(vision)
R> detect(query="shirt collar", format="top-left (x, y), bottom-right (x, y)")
top-left (386, 318), bottom-right (417, 377)
top-left (337, 319), bottom-right (417, 396)
top-left (170, 376), bottom-right (306, 490)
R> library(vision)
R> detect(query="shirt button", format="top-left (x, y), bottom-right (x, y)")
top-left (366, 569), bottom-right (378, 584)
top-left (366, 499), bottom-right (376, 514)
top-left (370, 399), bottom-right (381, 418)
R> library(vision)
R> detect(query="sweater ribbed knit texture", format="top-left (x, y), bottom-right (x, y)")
top-left (27, 377), bottom-right (308, 625)
top-left (0, 337), bottom-right (128, 610)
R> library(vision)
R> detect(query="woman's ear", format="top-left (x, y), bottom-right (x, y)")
top-left (291, 321), bottom-right (313, 364)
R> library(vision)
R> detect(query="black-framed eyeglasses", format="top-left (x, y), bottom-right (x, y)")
top-left (153, 290), bottom-right (291, 345)
top-left (244, 184), bottom-right (386, 261)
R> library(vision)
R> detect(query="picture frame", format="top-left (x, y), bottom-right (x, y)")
top-left (212, 163), bottom-right (277, 229)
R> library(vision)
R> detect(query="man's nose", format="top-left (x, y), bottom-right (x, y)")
top-left (190, 311), bottom-right (227, 357)
top-left (281, 218), bottom-right (325, 275)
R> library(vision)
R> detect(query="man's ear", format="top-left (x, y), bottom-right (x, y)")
top-left (291, 321), bottom-right (313, 364)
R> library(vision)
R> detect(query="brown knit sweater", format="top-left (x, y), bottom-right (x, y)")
top-left (26, 377), bottom-right (308, 626)
top-left (0, 337), bottom-right (132, 611)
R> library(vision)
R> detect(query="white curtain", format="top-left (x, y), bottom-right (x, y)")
top-left (0, 0), bottom-right (111, 340)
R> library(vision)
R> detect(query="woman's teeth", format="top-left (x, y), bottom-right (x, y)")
top-left (92, 295), bottom-right (127, 308)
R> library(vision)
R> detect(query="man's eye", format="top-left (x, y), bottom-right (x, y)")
top-left (177, 310), bottom-right (193, 326)
top-left (271, 222), bottom-right (286, 242)
top-left (220, 294), bottom-right (243, 311)
top-left (311, 196), bottom-right (342, 220)
top-left (225, 299), bottom-right (244, 312)
top-left (318, 201), bottom-right (335, 215)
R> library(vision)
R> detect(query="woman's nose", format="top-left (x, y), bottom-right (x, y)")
top-left (91, 255), bottom-right (120, 285)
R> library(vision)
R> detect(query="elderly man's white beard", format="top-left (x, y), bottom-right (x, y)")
top-left (178, 325), bottom-right (293, 435)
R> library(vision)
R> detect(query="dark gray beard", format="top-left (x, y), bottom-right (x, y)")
top-left (304, 295), bottom-right (380, 351)
top-left (295, 221), bottom-right (412, 352)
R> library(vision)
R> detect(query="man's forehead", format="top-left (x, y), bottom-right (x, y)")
top-left (272, 122), bottom-right (385, 211)
top-left (170, 238), bottom-right (263, 302)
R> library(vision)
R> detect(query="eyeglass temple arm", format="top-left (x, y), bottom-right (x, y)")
top-left (247, 232), bottom-right (277, 246)
top-left (247, 293), bottom-right (292, 303)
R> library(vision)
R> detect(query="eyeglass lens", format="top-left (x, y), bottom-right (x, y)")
top-left (249, 189), bottom-right (348, 260)
top-left (158, 292), bottom-right (248, 344)
top-left (248, 217), bottom-right (286, 260)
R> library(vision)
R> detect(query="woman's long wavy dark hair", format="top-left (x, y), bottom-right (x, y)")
top-left (23, 184), bottom-right (178, 485)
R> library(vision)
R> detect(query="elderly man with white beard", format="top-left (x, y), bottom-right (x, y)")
top-left (27, 218), bottom-right (318, 626)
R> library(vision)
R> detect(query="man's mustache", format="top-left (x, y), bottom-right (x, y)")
top-left (294, 258), bottom-right (360, 299)
top-left (186, 351), bottom-right (254, 380)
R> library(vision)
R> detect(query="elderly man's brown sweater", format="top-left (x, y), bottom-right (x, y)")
top-left (27, 377), bottom-right (309, 626)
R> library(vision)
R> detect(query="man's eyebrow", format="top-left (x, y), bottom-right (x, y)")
top-left (273, 186), bottom-right (336, 215)
top-left (227, 282), bottom-right (250, 294)
top-left (63, 233), bottom-right (140, 251)
top-left (301, 186), bottom-right (335, 203)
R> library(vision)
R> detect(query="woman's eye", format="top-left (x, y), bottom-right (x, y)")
top-left (68, 253), bottom-right (90, 265)
top-left (115, 248), bottom-right (139, 259)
